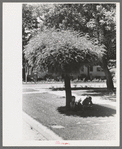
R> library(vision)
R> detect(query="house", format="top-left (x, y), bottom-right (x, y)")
top-left (79, 65), bottom-right (106, 80)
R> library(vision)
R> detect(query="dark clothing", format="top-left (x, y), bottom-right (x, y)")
top-left (82, 97), bottom-right (93, 106)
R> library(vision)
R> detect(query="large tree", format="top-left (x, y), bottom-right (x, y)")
top-left (24, 29), bottom-right (105, 108)
top-left (43, 3), bottom-right (116, 90)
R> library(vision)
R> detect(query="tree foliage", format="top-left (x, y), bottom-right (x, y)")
top-left (22, 4), bottom-right (40, 47)
top-left (23, 3), bottom-right (116, 90)
top-left (22, 3), bottom-right (53, 65)
top-left (24, 29), bottom-right (106, 76)
top-left (43, 4), bottom-right (116, 60)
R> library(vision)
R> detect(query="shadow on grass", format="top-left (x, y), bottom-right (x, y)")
top-left (57, 104), bottom-right (116, 117)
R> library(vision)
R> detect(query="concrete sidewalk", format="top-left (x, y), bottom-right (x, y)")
top-left (23, 112), bottom-right (63, 140)
top-left (23, 119), bottom-right (47, 140)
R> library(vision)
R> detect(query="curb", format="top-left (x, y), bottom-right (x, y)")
top-left (22, 112), bottom-right (63, 140)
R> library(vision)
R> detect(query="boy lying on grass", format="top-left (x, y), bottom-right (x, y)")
top-left (70, 96), bottom-right (93, 111)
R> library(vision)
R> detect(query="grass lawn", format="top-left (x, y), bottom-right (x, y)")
top-left (72, 88), bottom-right (116, 102)
top-left (23, 92), bottom-right (116, 140)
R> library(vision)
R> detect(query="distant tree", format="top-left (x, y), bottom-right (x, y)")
top-left (24, 29), bottom-right (105, 108)
top-left (22, 4), bottom-right (41, 82)
top-left (85, 4), bottom-right (116, 90)
top-left (22, 4), bottom-right (53, 82)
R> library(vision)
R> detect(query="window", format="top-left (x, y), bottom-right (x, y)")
top-left (97, 67), bottom-right (103, 72)
top-left (90, 66), bottom-right (93, 71)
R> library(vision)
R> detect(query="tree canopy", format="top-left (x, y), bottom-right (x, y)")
top-left (43, 4), bottom-right (116, 60)
top-left (24, 29), bottom-right (106, 76)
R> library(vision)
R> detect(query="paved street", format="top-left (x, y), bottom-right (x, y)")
top-left (22, 83), bottom-right (117, 140)
top-left (22, 81), bottom-right (116, 89)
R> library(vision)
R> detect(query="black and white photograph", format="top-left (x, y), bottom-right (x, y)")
top-left (3, 2), bottom-right (120, 146)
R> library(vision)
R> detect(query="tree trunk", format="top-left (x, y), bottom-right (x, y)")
top-left (64, 74), bottom-right (72, 109)
top-left (22, 67), bottom-right (25, 81)
top-left (25, 72), bottom-right (28, 83)
top-left (95, 16), bottom-right (114, 91)
top-left (87, 66), bottom-right (90, 80)
top-left (102, 63), bottom-right (114, 91)
top-left (25, 64), bottom-right (28, 83)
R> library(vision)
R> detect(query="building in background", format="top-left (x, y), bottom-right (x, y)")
top-left (79, 66), bottom-right (106, 80)
top-left (23, 65), bottom-right (116, 82)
